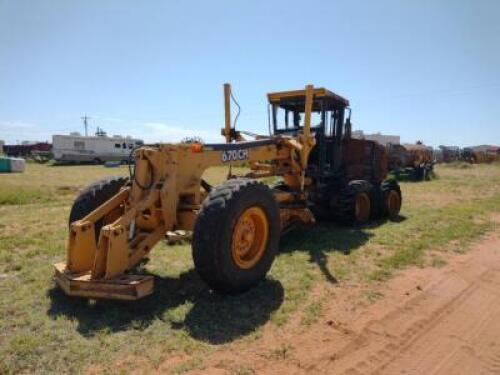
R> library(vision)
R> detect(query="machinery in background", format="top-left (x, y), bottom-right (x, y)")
top-left (439, 145), bottom-right (460, 163)
top-left (387, 142), bottom-right (434, 180)
top-left (461, 146), bottom-right (499, 164)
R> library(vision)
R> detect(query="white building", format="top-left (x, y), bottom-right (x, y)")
top-left (352, 130), bottom-right (400, 146)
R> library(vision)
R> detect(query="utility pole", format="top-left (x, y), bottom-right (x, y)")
top-left (81, 115), bottom-right (91, 136)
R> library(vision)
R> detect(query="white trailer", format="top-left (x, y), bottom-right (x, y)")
top-left (52, 133), bottom-right (144, 164)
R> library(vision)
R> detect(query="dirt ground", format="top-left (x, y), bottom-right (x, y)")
top-left (188, 220), bottom-right (500, 375)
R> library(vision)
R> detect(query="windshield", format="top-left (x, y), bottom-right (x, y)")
top-left (271, 105), bottom-right (324, 132)
top-left (270, 103), bottom-right (345, 138)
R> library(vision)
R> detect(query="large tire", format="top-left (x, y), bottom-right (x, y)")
top-left (380, 180), bottom-right (402, 218)
top-left (335, 180), bottom-right (372, 224)
top-left (69, 176), bottom-right (129, 242)
top-left (192, 179), bottom-right (280, 293)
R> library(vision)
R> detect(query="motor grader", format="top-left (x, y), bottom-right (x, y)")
top-left (461, 147), bottom-right (498, 164)
top-left (54, 84), bottom-right (402, 300)
top-left (386, 142), bottom-right (434, 180)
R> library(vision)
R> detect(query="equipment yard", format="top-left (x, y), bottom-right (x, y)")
top-left (1, 161), bottom-right (500, 374)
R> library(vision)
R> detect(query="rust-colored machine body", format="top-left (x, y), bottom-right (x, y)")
top-left (54, 84), bottom-right (402, 300)
top-left (461, 147), bottom-right (498, 164)
top-left (341, 138), bottom-right (388, 182)
top-left (387, 142), bottom-right (433, 180)
top-left (439, 145), bottom-right (460, 163)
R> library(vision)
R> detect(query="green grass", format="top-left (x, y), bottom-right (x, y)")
top-left (362, 290), bottom-right (384, 303)
top-left (1, 163), bottom-right (500, 373)
top-left (268, 343), bottom-right (294, 360)
top-left (0, 184), bottom-right (55, 205)
top-left (430, 256), bottom-right (447, 268)
top-left (442, 161), bottom-right (474, 169)
top-left (300, 300), bottom-right (324, 326)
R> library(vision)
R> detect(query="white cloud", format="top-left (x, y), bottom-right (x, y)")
top-left (140, 122), bottom-right (224, 144)
top-left (0, 121), bottom-right (52, 143)
top-left (0, 118), bottom-right (225, 145)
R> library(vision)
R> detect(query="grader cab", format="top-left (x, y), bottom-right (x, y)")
top-left (54, 84), bottom-right (402, 300)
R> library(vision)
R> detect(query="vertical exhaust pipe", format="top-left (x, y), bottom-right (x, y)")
top-left (224, 83), bottom-right (232, 143)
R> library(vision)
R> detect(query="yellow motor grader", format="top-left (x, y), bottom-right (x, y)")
top-left (54, 84), bottom-right (402, 300)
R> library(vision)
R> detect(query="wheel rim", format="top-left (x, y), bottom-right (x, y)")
top-left (355, 193), bottom-right (371, 222)
top-left (231, 206), bottom-right (269, 269)
top-left (386, 190), bottom-right (401, 216)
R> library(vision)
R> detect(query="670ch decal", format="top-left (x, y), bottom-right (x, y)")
top-left (221, 149), bottom-right (249, 163)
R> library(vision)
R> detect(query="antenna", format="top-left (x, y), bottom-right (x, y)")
top-left (81, 115), bottom-right (91, 136)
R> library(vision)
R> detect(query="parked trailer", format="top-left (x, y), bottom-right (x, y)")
top-left (52, 133), bottom-right (144, 164)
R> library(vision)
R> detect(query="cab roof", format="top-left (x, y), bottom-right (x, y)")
top-left (267, 87), bottom-right (349, 112)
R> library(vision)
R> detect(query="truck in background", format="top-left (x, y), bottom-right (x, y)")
top-left (52, 130), bottom-right (143, 164)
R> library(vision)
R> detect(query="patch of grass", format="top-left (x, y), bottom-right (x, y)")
top-left (268, 343), bottom-right (294, 360)
top-left (231, 365), bottom-right (255, 375)
top-left (0, 184), bottom-right (54, 205)
top-left (362, 290), bottom-right (384, 303)
top-left (172, 357), bottom-right (204, 374)
top-left (369, 268), bottom-right (393, 281)
top-left (430, 256), bottom-right (447, 268)
top-left (442, 161), bottom-right (473, 169)
top-left (428, 169), bottom-right (439, 179)
top-left (301, 300), bottom-right (324, 326)
top-left (369, 197), bottom-right (500, 279)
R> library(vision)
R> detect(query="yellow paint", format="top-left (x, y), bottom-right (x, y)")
top-left (231, 206), bottom-right (269, 269)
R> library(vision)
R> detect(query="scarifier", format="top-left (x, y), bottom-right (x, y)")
top-left (54, 84), bottom-right (402, 300)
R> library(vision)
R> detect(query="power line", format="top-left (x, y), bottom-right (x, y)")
top-left (81, 115), bottom-right (91, 136)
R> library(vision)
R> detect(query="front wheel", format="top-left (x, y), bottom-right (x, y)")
top-left (69, 176), bottom-right (129, 242)
top-left (192, 179), bottom-right (280, 293)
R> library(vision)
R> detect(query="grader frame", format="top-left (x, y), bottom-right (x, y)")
top-left (54, 84), bottom-right (319, 300)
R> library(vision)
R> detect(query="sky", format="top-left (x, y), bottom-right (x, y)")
top-left (0, 0), bottom-right (499, 147)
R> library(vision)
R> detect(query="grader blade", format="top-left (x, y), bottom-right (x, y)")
top-left (55, 172), bottom-right (163, 300)
top-left (54, 262), bottom-right (153, 300)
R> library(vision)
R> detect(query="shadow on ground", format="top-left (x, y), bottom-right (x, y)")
top-left (280, 216), bottom-right (406, 283)
top-left (47, 269), bottom-right (283, 344)
top-left (47, 215), bottom-right (405, 344)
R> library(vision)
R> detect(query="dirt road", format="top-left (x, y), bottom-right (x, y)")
top-left (194, 228), bottom-right (500, 375)
top-left (323, 232), bottom-right (500, 375)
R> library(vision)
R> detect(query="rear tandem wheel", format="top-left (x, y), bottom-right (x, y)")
top-left (335, 180), bottom-right (373, 224)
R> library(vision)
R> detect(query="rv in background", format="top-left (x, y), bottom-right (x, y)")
top-left (52, 130), bottom-right (143, 164)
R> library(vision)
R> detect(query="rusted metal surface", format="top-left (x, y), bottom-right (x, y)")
top-left (387, 142), bottom-right (433, 179)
